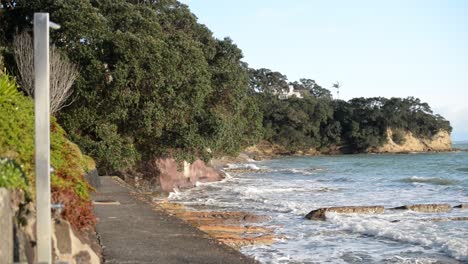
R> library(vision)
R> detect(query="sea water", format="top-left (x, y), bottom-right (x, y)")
top-left (169, 142), bottom-right (468, 263)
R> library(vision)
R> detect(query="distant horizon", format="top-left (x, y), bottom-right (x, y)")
top-left (181, 0), bottom-right (468, 141)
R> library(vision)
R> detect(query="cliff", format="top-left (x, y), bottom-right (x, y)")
top-left (369, 129), bottom-right (452, 153)
top-left (242, 129), bottom-right (452, 158)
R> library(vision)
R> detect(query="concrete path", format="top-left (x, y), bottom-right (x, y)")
top-left (93, 176), bottom-right (258, 264)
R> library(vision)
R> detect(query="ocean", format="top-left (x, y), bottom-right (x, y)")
top-left (169, 143), bottom-right (468, 263)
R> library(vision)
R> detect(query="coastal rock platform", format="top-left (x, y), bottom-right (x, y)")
top-left (154, 200), bottom-right (277, 249)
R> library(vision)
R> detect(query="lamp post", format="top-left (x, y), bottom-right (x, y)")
top-left (34, 12), bottom-right (60, 264)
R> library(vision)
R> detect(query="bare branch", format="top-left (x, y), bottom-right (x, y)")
top-left (13, 31), bottom-right (79, 114)
top-left (13, 31), bottom-right (34, 97)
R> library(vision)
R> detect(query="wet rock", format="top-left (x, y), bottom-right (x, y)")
top-left (198, 225), bottom-right (272, 234)
top-left (154, 201), bottom-right (276, 249)
top-left (454, 204), bottom-right (468, 209)
top-left (174, 211), bottom-right (271, 225)
top-left (392, 204), bottom-right (452, 213)
top-left (217, 234), bottom-right (277, 249)
top-left (305, 206), bottom-right (385, 220)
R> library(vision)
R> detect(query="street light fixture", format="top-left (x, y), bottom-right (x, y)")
top-left (34, 12), bottom-right (60, 264)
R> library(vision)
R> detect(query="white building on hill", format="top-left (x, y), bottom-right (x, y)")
top-left (278, 85), bottom-right (303, 100)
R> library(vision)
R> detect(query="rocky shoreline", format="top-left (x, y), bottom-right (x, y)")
top-left (154, 200), bottom-right (278, 249)
top-left (107, 175), bottom-right (279, 251)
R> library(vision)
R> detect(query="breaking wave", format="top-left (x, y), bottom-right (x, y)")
top-left (327, 214), bottom-right (468, 262)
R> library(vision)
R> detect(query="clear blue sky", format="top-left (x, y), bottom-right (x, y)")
top-left (180, 0), bottom-right (468, 141)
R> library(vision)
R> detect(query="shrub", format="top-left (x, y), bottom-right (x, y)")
top-left (392, 129), bottom-right (406, 145)
top-left (0, 158), bottom-right (28, 193)
top-left (0, 71), bottom-right (96, 229)
top-left (0, 72), bottom-right (18, 104)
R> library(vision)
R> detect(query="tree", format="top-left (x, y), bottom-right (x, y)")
top-left (291, 78), bottom-right (332, 99)
top-left (13, 31), bottom-right (78, 114)
top-left (248, 68), bottom-right (289, 94)
top-left (332, 81), bottom-right (341, 99)
top-left (1, 0), bottom-right (264, 173)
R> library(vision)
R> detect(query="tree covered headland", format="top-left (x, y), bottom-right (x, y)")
top-left (0, 0), bottom-right (451, 176)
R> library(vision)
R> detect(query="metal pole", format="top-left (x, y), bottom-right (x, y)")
top-left (34, 13), bottom-right (52, 264)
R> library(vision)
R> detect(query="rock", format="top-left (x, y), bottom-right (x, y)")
top-left (217, 234), bottom-right (277, 249)
top-left (370, 129), bottom-right (451, 153)
top-left (13, 202), bottom-right (36, 264)
top-left (154, 201), bottom-right (277, 249)
top-left (146, 158), bottom-right (224, 192)
top-left (54, 219), bottom-right (72, 255)
top-left (392, 204), bottom-right (452, 213)
top-left (198, 225), bottom-right (272, 234)
top-left (305, 206), bottom-right (385, 220)
top-left (454, 204), bottom-right (468, 209)
top-left (0, 188), bottom-right (13, 264)
top-left (52, 219), bottom-right (101, 264)
top-left (5, 189), bottom-right (100, 264)
top-left (174, 211), bottom-right (271, 225)
top-left (154, 201), bottom-right (186, 213)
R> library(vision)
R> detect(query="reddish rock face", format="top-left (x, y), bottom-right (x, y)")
top-left (154, 158), bottom-right (223, 192)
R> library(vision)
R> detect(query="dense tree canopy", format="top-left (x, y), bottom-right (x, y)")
top-left (249, 68), bottom-right (451, 153)
top-left (0, 0), bottom-right (262, 174)
top-left (0, 0), bottom-right (452, 175)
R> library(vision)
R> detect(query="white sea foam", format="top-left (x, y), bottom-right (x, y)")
top-left (327, 214), bottom-right (468, 262)
top-left (169, 153), bottom-right (468, 263)
top-left (225, 163), bottom-right (263, 171)
top-left (167, 188), bottom-right (181, 199)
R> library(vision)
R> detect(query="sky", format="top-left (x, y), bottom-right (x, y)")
top-left (180, 0), bottom-right (468, 141)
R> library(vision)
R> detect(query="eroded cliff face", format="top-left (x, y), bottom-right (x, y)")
top-left (370, 129), bottom-right (452, 153)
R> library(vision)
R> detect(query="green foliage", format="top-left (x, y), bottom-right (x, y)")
top-left (392, 129), bottom-right (406, 145)
top-left (250, 68), bottom-right (452, 152)
top-left (0, 0), bottom-right (263, 174)
top-left (0, 158), bottom-right (28, 192)
top-left (0, 71), bottom-right (96, 229)
top-left (0, 72), bottom-right (18, 103)
top-left (0, 1), bottom-right (452, 177)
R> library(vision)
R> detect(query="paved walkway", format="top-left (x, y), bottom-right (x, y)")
top-left (93, 176), bottom-right (258, 264)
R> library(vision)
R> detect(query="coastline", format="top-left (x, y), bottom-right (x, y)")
top-left (93, 176), bottom-right (259, 264)
top-left (111, 138), bottom-right (461, 262)
top-left (166, 151), bottom-right (468, 263)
